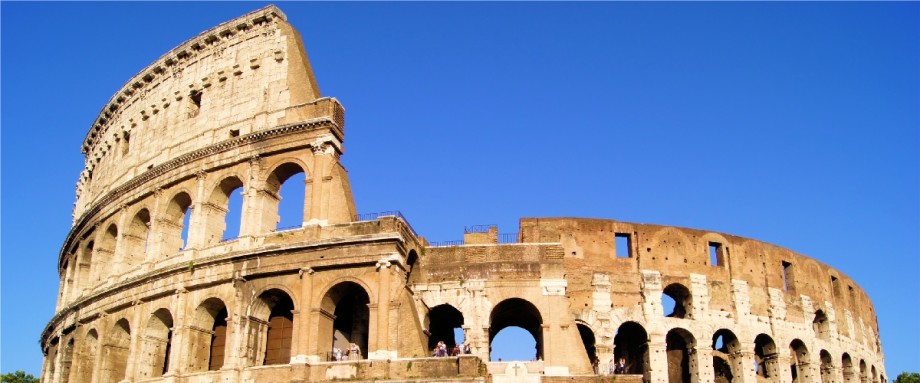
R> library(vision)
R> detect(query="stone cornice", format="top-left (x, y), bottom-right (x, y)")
top-left (81, 5), bottom-right (286, 155)
top-left (61, 117), bottom-right (340, 272)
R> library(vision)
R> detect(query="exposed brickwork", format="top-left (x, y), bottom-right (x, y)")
top-left (40, 6), bottom-right (885, 383)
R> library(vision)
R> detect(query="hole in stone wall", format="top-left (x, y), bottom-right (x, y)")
top-left (189, 90), bottom-right (202, 118)
top-left (616, 233), bottom-right (632, 258)
top-left (782, 261), bottom-right (795, 293)
top-left (662, 283), bottom-right (691, 319)
top-left (709, 242), bottom-right (723, 266)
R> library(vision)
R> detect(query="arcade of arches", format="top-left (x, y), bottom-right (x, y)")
top-left (41, 5), bottom-right (886, 383)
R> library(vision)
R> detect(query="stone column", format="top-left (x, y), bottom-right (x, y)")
top-left (694, 346), bottom-right (712, 383)
top-left (122, 305), bottom-right (143, 382)
top-left (186, 171), bottom-right (208, 250)
top-left (647, 340), bottom-right (669, 383)
top-left (776, 355), bottom-right (793, 383)
top-left (51, 338), bottom-right (65, 383)
top-left (165, 289), bottom-right (187, 376)
top-left (223, 277), bottom-right (248, 369)
top-left (737, 351), bottom-right (758, 383)
top-left (308, 143), bottom-right (329, 223)
top-left (112, 207), bottom-right (128, 276)
top-left (370, 259), bottom-right (394, 359)
top-left (91, 325), bottom-right (105, 383)
top-left (292, 267), bottom-right (316, 363)
top-left (145, 189), bottom-right (164, 264)
top-left (239, 156), bottom-right (261, 237)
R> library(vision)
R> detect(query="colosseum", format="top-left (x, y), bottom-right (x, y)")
top-left (40, 5), bottom-right (886, 383)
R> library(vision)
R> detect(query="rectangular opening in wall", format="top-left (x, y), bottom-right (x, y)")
top-left (782, 261), bottom-right (794, 292)
top-left (189, 90), bottom-right (202, 118)
top-left (848, 285), bottom-right (856, 306)
top-left (615, 233), bottom-right (631, 258)
top-left (709, 242), bottom-right (723, 266)
top-left (831, 276), bottom-right (840, 298)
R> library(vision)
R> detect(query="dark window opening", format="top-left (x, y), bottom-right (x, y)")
top-left (666, 329), bottom-right (695, 383)
top-left (754, 334), bottom-right (779, 379)
top-left (782, 261), bottom-right (795, 292)
top-left (121, 131), bottom-right (130, 156)
top-left (189, 90), bottom-right (202, 117)
top-left (831, 276), bottom-right (841, 299)
top-left (321, 282), bottom-right (370, 361)
top-left (229, 129), bottom-right (239, 138)
top-left (263, 294), bottom-right (295, 365)
top-left (577, 323), bottom-right (598, 371)
top-left (427, 304), bottom-right (464, 354)
top-left (813, 310), bottom-right (829, 340)
top-left (614, 322), bottom-right (649, 376)
top-left (208, 308), bottom-right (228, 371)
top-left (615, 233), bottom-right (632, 258)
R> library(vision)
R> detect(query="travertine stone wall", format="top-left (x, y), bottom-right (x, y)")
top-left (40, 6), bottom-right (885, 383)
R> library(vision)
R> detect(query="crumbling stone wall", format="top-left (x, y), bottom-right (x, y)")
top-left (40, 6), bottom-right (886, 383)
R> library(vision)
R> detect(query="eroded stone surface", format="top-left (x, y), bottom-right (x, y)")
top-left (41, 6), bottom-right (886, 383)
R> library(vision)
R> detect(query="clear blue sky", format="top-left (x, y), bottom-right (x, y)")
top-left (2, 1), bottom-right (917, 377)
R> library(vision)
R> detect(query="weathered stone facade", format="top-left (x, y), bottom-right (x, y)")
top-left (40, 6), bottom-right (886, 383)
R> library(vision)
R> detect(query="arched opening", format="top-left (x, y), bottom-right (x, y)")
top-left (712, 329), bottom-right (741, 383)
top-left (427, 304), bottom-right (464, 355)
top-left (871, 366), bottom-right (878, 383)
top-left (842, 353), bottom-right (855, 383)
top-left (45, 340), bottom-right (58, 383)
top-left (139, 309), bottom-right (174, 379)
top-left (666, 328), bottom-right (697, 383)
top-left (406, 250), bottom-right (419, 285)
top-left (820, 350), bottom-right (834, 383)
top-left (121, 209), bottom-right (151, 272)
top-left (93, 225), bottom-right (118, 283)
top-left (70, 329), bottom-right (97, 383)
top-left (256, 289), bottom-right (296, 365)
top-left (100, 319), bottom-right (130, 383)
top-left (76, 241), bottom-right (93, 295)
top-left (859, 360), bottom-right (868, 383)
top-left (210, 307), bottom-right (229, 370)
top-left (161, 192), bottom-right (192, 255)
top-left (789, 339), bottom-right (810, 383)
top-left (754, 334), bottom-right (780, 381)
top-left (577, 323), bottom-right (598, 372)
top-left (319, 282), bottom-right (370, 361)
top-left (613, 322), bottom-right (649, 376)
top-left (266, 163), bottom-right (306, 232)
top-left (60, 338), bottom-right (75, 383)
top-left (202, 177), bottom-right (244, 245)
top-left (489, 298), bottom-right (543, 361)
top-left (662, 283), bottom-right (692, 319)
top-left (187, 298), bottom-right (229, 372)
top-left (813, 310), bottom-right (830, 340)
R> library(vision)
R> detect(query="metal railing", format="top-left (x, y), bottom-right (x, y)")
top-left (464, 224), bottom-right (497, 234)
top-left (498, 232), bottom-right (519, 244)
top-left (274, 224), bottom-right (302, 232)
top-left (352, 210), bottom-right (419, 238)
top-left (428, 239), bottom-right (464, 247)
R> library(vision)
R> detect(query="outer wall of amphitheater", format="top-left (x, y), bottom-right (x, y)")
top-left (40, 5), bottom-right (886, 383)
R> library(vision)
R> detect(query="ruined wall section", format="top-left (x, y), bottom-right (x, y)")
top-left (519, 217), bottom-right (884, 375)
top-left (75, 5), bottom-right (325, 222)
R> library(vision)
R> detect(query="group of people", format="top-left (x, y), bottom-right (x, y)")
top-left (593, 357), bottom-right (628, 375)
top-left (331, 343), bottom-right (362, 361)
top-left (431, 340), bottom-right (472, 357)
top-left (608, 357), bottom-right (628, 375)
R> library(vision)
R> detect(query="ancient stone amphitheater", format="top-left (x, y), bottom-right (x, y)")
top-left (40, 6), bottom-right (886, 383)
